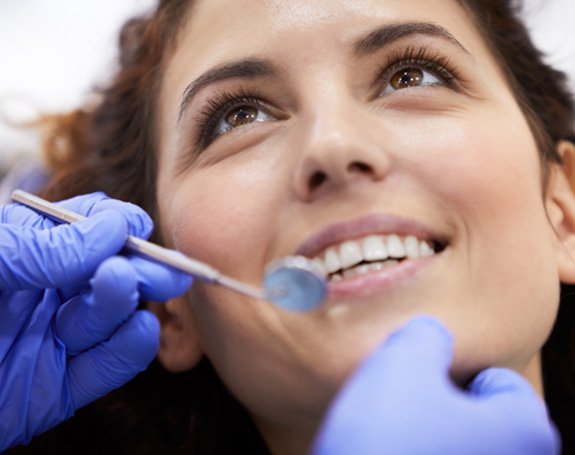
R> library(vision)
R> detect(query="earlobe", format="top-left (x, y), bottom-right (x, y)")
top-left (148, 295), bottom-right (204, 372)
top-left (547, 141), bottom-right (575, 284)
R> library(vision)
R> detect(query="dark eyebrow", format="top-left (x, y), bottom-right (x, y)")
top-left (353, 21), bottom-right (469, 56)
top-left (178, 59), bottom-right (276, 122)
top-left (178, 23), bottom-right (466, 122)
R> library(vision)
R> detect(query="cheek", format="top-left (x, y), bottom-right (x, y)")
top-left (158, 155), bottom-right (287, 281)
top-left (400, 108), bottom-right (546, 240)
top-left (412, 112), bottom-right (540, 194)
top-left (402, 112), bottom-right (560, 370)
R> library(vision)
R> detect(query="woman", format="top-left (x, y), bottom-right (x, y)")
top-left (12, 0), bottom-right (575, 452)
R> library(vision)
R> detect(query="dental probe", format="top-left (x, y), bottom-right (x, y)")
top-left (11, 190), bottom-right (328, 311)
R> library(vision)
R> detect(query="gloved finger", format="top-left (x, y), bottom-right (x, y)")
top-left (469, 368), bottom-right (549, 433)
top-left (0, 211), bottom-right (128, 290)
top-left (57, 250), bottom-right (193, 303)
top-left (0, 202), bottom-right (54, 229)
top-left (56, 257), bottom-right (139, 355)
top-left (315, 316), bottom-right (455, 451)
top-left (128, 254), bottom-right (193, 302)
top-left (57, 194), bottom-right (153, 239)
top-left (469, 368), bottom-right (561, 453)
top-left (322, 316), bottom-right (455, 424)
top-left (2, 192), bottom-right (153, 239)
top-left (469, 367), bottom-right (540, 400)
top-left (67, 309), bottom-right (159, 409)
top-left (355, 316), bottom-right (454, 391)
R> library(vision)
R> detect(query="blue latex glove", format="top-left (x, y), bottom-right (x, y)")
top-left (0, 193), bottom-right (192, 451)
top-left (314, 317), bottom-right (560, 455)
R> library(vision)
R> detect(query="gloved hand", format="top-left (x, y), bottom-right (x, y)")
top-left (0, 193), bottom-right (192, 451)
top-left (313, 317), bottom-right (560, 455)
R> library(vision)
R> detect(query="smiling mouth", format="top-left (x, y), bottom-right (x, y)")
top-left (311, 234), bottom-right (445, 282)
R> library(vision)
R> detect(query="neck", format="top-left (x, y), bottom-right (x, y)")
top-left (256, 410), bottom-right (324, 454)
top-left (522, 351), bottom-right (544, 397)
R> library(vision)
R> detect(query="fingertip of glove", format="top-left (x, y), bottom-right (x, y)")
top-left (78, 210), bottom-right (129, 242)
top-left (116, 311), bottom-right (160, 366)
top-left (163, 252), bottom-right (194, 294)
top-left (130, 254), bottom-right (193, 302)
top-left (78, 212), bottom-right (127, 259)
top-left (138, 309), bottom-right (161, 336)
top-left (91, 256), bottom-right (139, 307)
top-left (94, 256), bottom-right (138, 288)
top-left (387, 315), bottom-right (453, 350)
top-left (469, 367), bottom-right (535, 398)
top-left (57, 192), bottom-right (109, 215)
top-left (62, 193), bottom-right (153, 239)
top-left (173, 272), bottom-right (194, 296)
top-left (92, 200), bottom-right (154, 239)
top-left (370, 316), bottom-right (455, 375)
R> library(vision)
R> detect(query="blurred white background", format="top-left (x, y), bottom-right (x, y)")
top-left (0, 0), bottom-right (574, 173)
top-left (0, 0), bottom-right (156, 112)
top-left (0, 0), bottom-right (156, 176)
top-left (522, 0), bottom-right (575, 81)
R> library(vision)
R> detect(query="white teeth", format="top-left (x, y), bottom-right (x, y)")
top-left (343, 263), bottom-right (372, 279)
top-left (312, 258), bottom-right (327, 276)
top-left (315, 233), bottom-right (438, 280)
top-left (324, 247), bottom-right (341, 274)
top-left (339, 240), bottom-right (364, 269)
top-left (340, 260), bottom-right (399, 279)
top-left (383, 259), bottom-right (399, 269)
top-left (362, 235), bottom-right (388, 261)
top-left (404, 235), bottom-right (420, 259)
top-left (420, 241), bottom-right (434, 257)
top-left (387, 234), bottom-right (405, 258)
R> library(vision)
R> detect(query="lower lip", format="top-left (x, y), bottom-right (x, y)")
top-left (325, 253), bottom-right (441, 300)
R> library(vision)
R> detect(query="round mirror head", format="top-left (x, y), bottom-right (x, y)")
top-left (263, 256), bottom-right (327, 311)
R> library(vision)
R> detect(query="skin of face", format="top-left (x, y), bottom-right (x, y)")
top-left (153, 0), bottom-right (575, 452)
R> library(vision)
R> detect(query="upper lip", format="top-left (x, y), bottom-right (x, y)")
top-left (294, 214), bottom-right (449, 259)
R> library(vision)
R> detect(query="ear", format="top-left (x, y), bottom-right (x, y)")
top-left (148, 294), bottom-right (204, 372)
top-left (546, 141), bottom-right (575, 284)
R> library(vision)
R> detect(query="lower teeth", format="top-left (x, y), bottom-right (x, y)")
top-left (330, 259), bottom-right (401, 281)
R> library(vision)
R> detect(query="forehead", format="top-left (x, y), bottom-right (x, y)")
top-left (165, 0), bottom-right (487, 87)
top-left (180, 0), bottom-right (479, 57)
top-left (159, 0), bottom-right (492, 120)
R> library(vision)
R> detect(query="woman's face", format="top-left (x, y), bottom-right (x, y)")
top-left (155, 0), bottom-right (570, 448)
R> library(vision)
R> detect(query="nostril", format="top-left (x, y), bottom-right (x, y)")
top-left (309, 171), bottom-right (327, 192)
top-left (348, 161), bottom-right (373, 174)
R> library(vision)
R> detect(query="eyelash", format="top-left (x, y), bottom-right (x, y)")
top-left (376, 46), bottom-right (459, 92)
top-left (194, 87), bottom-right (271, 151)
top-left (193, 46), bottom-right (460, 150)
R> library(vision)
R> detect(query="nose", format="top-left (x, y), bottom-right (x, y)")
top-left (293, 105), bottom-right (391, 201)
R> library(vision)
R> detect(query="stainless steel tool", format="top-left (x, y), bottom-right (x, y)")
top-left (11, 190), bottom-right (327, 311)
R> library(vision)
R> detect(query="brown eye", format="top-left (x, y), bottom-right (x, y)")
top-left (390, 68), bottom-right (424, 90)
top-left (225, 105), bottom-right (259, 127)
top-left (209, 96), bottom-right (276, 140)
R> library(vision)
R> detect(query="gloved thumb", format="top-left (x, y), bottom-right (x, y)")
top-left (359, 316), bottom-right (454, 390)
top-left (0, 211), bottom-right (129, 290)
top-left (314, 316), bottom-right (455, 455)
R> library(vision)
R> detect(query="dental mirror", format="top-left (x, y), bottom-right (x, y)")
top-left (11, 190), bottom-right (328, 312)
top-left (263, 256), bottom-right (328, 311)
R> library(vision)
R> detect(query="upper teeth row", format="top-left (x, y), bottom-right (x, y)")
top-left (313, 234), bottom-right (435, 275)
